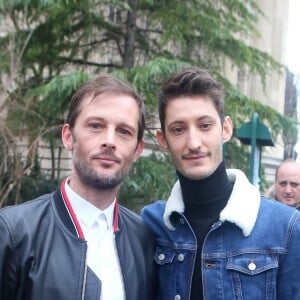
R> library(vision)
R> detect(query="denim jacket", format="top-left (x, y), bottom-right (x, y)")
top-left (141, 169), bottom-right (300, 300)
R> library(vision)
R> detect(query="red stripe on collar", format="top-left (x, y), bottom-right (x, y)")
top-left (60, 178), bottom-right (120, 238)
top-left (113, 201), bottom-right (119, 233)
top-left (61, 178), bottom-right (85, 239)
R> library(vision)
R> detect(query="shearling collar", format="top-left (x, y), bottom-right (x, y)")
top-left (163, 169), bottom-right (261, 237)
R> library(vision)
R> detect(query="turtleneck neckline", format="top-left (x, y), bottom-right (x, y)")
top-left (177, 161), bottom-right (233, 219)
top-left (177, 161), bottom-right (233, 300)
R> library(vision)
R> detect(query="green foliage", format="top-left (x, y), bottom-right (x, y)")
top-left (0, 0), bottom-right (297, 206)
top-left (29, 71), bottom-right (89, 123)
top-left (138, 0), bottom-right (281, 81)
top-left (113, 58), bottom-right (189, 108)
top-left (225, 86), bottom-right (286, 140)
top-left (118, 154), bottom-right (177, 213)
top-left (5, 71), bottom-right (89, 144)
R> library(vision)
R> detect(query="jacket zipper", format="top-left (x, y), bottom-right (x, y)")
top-left (81, 248), bottom-right (88, 300)
top-left (179, 214), bottom-right (197, 300)
top-left (201, 220), bottom-right (222, 299)
top-left (60, 179), bottom-right (120, 300)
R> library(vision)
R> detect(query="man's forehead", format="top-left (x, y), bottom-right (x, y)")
top-left (277, 168), bottom-right (300, 180)
top-left (165, 97), bottom-right (219, 121)
top-left (279, 163), bottom-right (300, 173)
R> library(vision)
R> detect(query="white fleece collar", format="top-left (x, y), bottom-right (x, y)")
top-left (163, 169), bottom-right (261, 237)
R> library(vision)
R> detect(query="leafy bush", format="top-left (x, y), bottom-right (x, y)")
top-left (119, 153), bottom-right (177, 213)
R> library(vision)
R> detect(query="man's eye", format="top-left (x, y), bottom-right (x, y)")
top-left (200, 123), bottom-right (212, 130)
top-left (89, 123), bottom-right (102, 130)
top-left (172, 127), bottom-right (184, 134)
top-left (291, 182), bottom-right (300, 188)
top-left (119, 128), bottom-right (132, 136)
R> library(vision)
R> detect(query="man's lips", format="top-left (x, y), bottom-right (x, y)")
top-left (93, 155), bottom-right (120, 164)
top-left (183, 154), bottom-right (207, 160)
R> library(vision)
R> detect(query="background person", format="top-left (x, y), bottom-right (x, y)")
top-left (273, 159), bottom-right (300, 208)
top-left (0, 75), bottom-right (157, 300)
top-left (142, 67), bottom-right (300, 300)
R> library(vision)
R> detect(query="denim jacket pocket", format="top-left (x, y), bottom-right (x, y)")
top-left (226, 253), bottom-right (278, 275)
top-left (154, 246), bottom-right (189, 299)
top-left (226, 253), bottom-right (278, 300)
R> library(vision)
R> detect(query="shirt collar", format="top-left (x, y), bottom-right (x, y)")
top-left (64, 179), bottom-right (115, 230)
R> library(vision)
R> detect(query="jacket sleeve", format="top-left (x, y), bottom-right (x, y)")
top-left (0, 212), bottom-right (18, 300)
top-left (277, 211), bottom-right (300, 298)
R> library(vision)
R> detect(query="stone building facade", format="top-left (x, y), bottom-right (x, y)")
top-left (224, 0), bottom-right (291, 185)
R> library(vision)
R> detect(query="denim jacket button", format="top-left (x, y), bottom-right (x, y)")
top-left (174, 295), bottom-right (181, 300)
top-left (248, 261), bottom-right (256, 271)
top-left (179, 218), bottom-right (185, 225)
top-left (158, 253), bottom-right (166, 261)
top-left (177, 253), bottom-right (185, 262)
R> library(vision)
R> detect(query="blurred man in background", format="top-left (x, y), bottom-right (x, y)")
top-left (274, 159), bottom-right (300, 209)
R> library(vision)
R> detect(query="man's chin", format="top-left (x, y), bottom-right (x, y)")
top-left (180, 169), bottom-right (211, 180)
top-left (90, 177), bottom-right (121, 190)
top-left (282, 199), bottom-right (295, 206)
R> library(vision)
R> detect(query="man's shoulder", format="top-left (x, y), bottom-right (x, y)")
top-left (0, 192), bottom-right (55, 223)
top-left (141, 200), bottom-right (166, 215)
top-left (257, 196), bottom-right (300, 228)
top-left (140, 200), bottom-right (167, 227)
top-left (118, 204), bottom-right (158, 241)
top-left (118, 204), bottom-right (149, 226)
top-left (260, 196), bottom-right (298, 215)
top-left (0, 192), bottom-right (56, 247)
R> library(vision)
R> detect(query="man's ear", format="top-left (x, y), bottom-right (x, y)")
top-left (133, 140), bottom-right (144, 162)
top-left (156, 130), bottom-right (169, 152)
top-left (61, 124), bottom-right (74, 151)
top-left (222, 116), bottom-right (233, 143)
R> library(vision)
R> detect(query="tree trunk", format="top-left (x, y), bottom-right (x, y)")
top-left (123, 0), bottom-right (137, 67)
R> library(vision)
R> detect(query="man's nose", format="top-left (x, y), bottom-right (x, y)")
top-left (284, 184), bottom-right (293, 193)
top-left (186, 127), bottom-right (202, 150)
top-left (101, 129), bottom-right (116, 150)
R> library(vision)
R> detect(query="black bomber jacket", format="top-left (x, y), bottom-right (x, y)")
top-left (0, 188), bottom-right (157, 300)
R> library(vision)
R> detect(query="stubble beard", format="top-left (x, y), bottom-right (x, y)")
top-left (74, 157), bottom-right (132, 191)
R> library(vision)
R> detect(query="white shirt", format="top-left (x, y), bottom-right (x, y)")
top-left (65, 181), bottom-right (125, 300)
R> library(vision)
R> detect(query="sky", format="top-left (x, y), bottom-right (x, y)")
top-left (286, 0), bottom-right (300, 76)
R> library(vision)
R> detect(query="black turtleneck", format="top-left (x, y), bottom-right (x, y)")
top-left (177, 161), bottom-right (233, 300)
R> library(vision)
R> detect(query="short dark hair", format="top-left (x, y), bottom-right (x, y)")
top-left (158, 67), bottom-right (224, 131)
top-left (66, 75), bottom-right (145, 141)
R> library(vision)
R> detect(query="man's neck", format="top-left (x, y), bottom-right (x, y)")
top-left (68, 176), bottom-right (119, 210)
top-left (177, 161), bottom-right (233, 218)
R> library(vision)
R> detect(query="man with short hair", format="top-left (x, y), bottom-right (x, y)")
top-left (142, 67), bottom-right (300, 300)
top-left (274, 159), bottom-right (300, 208)
top-left (0, 75), bottom-right (157, 300)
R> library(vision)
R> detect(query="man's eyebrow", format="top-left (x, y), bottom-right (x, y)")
top-left (278, 180), bottom-right (300, 185)
top-left (117, 122), bottom-right (136, 131)
top-left (168, 120), bottom-right (185, 126)
top-left (168, 115), bottom-right (214, 124)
